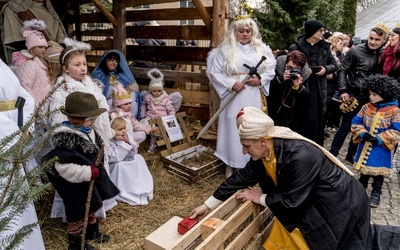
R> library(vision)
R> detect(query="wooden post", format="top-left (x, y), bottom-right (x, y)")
top-left (73, 0), bottom-right (81, 40)
top-left (208, 0), bottom-right (226, 130)
top-left (113, 0), bottom-right (126, 55)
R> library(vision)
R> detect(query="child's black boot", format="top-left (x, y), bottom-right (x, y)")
top-left (68, 234), bottom-right (95, 250)
top-left (86, 221), bottom-right (110, 243)
top-left (370, 191), bottom-right (380, 208)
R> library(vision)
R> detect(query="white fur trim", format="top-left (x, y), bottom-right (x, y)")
top-left (55, 162), bottom-right (92, 183)
top-left (22, 19), bottom-right (46, 32)
top-left (63, 37), bottom-right (92, 51)
top-left (260, 194), bottom-right (267, 207)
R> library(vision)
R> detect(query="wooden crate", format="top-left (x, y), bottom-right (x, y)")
top-left (149, 112), bottom-right (224, 183)
top-left (167, 192), bottom-right (274, 250)
top-left (163, 145), bottom-right (224, 183)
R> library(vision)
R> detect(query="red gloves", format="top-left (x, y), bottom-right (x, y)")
top-left (91, 165), bottom-right (99, 180)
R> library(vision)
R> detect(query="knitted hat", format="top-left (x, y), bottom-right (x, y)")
top-left (362, 74), bottom-right (400, 102)
top-left (44, 41), bottom-right (63, 63)
top-left (304, 20), bottom-right (324, 38)
top-left (61, 91), bottom-right (106, 118)
top-left (352, 36), bottom-right (362, 46)
top-left (147, 68), bottom-right (164, 91)
top-left (22, 19), bottom-right (48, 51)
top-left (113, 90), bottom-right (132, 107)
top-left (323, 30), bottom-right (332, 40)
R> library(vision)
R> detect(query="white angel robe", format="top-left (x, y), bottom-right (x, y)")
top-left (0, 59), bottom-right (45, 250)
top-left (108, 139), bottom-right (154, 205)
top-left (208, 43), bottom-right (276, 168)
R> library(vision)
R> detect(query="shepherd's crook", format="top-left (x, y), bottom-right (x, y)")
top-left (81, 143), bottom-right (105, 250)
top-left (197, 56), bottom-right (267, 140)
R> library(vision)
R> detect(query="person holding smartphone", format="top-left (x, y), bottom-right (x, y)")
top-left (288, 19), bottom-right (337, 146)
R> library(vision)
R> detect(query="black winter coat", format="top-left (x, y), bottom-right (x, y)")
top-left (212, 139), bottom-right (371, 250)
top-left (289, 35), bottom-right (337, 115)
top-left (43, 129), bottom-right (119, 222)
top-left (337, 42), bottom-right (383, 100)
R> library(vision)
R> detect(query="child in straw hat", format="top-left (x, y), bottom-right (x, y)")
top-left (43, 91), bottom-right (119, 250)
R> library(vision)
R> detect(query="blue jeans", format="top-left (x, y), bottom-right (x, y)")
top-left (329, 105), bottom-right (360, 157)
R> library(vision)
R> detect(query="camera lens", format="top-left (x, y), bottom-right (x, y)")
top-left (290, 73), bottom-right (297, 80)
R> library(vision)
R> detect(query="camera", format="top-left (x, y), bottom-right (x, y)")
top-left (289, 68), bottom-right (301, 80)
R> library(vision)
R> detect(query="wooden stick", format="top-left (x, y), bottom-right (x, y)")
top-left (90, 0), bottom-right (118, 26)
top-left (81, 143), bottom-right (105, 250)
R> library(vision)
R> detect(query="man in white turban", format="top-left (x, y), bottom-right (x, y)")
top-left (190, 106), bottom-right (372, 249)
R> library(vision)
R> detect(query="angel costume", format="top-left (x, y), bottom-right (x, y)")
top-left (207, 42), bottom-right (276, 168)
top-left (107, 136), bottom-right (154, 205)
top-left (41, 73), bottom-right (116, 221)
top-left (0, 59), bottom-right (45, 250)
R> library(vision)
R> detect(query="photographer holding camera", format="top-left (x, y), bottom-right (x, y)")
top-left (267, 50), bottom-right (310, 136)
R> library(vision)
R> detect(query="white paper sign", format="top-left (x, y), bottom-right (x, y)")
top-left (161, 115), bottom-right (183, 142)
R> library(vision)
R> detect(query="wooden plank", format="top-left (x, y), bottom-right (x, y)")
top-left (127, 46), bottom-right (210, 63)
top-left (77, 26), bottom-right (211, 40)
top-left (127, 0), bottom-right (182, 7)
top-left (225, 208), bottom-right (273, 250)
top-left (126, 25), bottom-right (211, 40)
top-left (134, 68), bottom-right (209, 85)
top-left (169, 194), bottom-right (242, 250)
top-left (195, 201), bottom-right (257, 249)
top-left (126, 8), bottom-right (214, 22)
top-left (80, 8), bottom-right (215, 23)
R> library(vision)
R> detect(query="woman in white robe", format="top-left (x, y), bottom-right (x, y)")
top-left (207, 17), bottom-right (276, 170)
top-left (0, 58), bottom-right (45, 250)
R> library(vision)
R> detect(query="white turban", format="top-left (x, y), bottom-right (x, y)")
top-left (235, 107), bottom-right (354, 176)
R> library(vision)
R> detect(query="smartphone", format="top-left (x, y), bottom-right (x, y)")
top-left (310, 66), bottom-right (321, 73)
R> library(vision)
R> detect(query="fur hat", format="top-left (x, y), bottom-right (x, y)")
top-left (44, 41), bottom-right (63, 63)
top-left (147, 68), bottom-right (164, 91)
top-left (113, 90), bottom-right (132, 107)
top-left (304, 20), bottom-right (324, 38)
top-left (61, 91), bottom-right (106, 118)
top-left (22, 19), bottom-right (48, 51)
top-left (362, 74), bottom-right (400, 102)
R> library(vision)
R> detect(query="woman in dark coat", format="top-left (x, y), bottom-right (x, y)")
top-left (268, 50), bottom-right (310, 136)
top-left (289, 20), bottom-right (338, 146)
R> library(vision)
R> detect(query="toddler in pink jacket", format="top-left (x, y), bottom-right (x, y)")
top-left (110, 89), bottom-right (157, 145)
top-left (140, 68), bottom-right (176, 152)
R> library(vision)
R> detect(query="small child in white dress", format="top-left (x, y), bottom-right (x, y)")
top-left (108, 116), bottom-right (154, 205)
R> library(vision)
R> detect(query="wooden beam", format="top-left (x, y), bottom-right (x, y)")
top-left (191, 0), bottom-right (212, 31)
top-left (90, 0), bottom-right (118, 26)
top-left (80, 7), bottom-right (215, 23)
top-left (112, 0), bottom-right (126, 54)
top-left (133, 68), bottom-right (209, 86)
top-left (126, 0), bottom-right (177, 7)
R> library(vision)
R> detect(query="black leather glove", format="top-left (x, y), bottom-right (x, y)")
top-left (361, 133), bottom-right (373, 141)
top-left (369, 137), bottom-right (379, 146)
